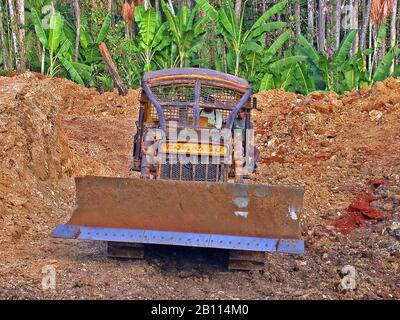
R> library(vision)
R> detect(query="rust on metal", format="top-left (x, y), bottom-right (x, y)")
top-left (73, 227), bottom-right (81, 239)
top-left (148, 75), bottom-right (249, 92)
top-left (143, 68), bottom-right (251, 92)
top-left (66, 176), bottom-right (304, 240)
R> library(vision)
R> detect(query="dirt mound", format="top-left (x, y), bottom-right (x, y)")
top-left (51, 77), bottom-right (140, 118)
top-left (6, 72), bottom-right (141, 118)
top-left (0, 73), bottom-right (140, 243)
top-left (0, 73), bottom-right (74, 242)
top-left (253, 79), bottom-right (400, 234)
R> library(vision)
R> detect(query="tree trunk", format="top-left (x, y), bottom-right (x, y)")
top-left (210, 25), bottom-right (215, 68)
top-left (41, 46), bottom-right (45, 74)
top-left (73, 0), bottom-right (80, 63)
top-left (325, 0), bottom-right (334, 55)
top-left (307, 0), bottom-right (315, 42)
top-left (318, 0), bottom-right (326, 53)
top-left (263, 0), bottom-right (268, 47)
top-left (6, 10), bottom-right (12, 68)
top-left (235, 0), bottom-right (242, 21)
top-left (15, 0), bottom-right (25, 70)
top-left (368, 19), bottom-right (372, 69)
top-left (167, 0), bottom-right (175, 15)
top-left (353, 0), bottom-right (359, 54)
top-left (99, 42), bottom-right (128, 96)
top-left (380, 33), bottom-right (386, 64)
top-left (155, 0), bottom-right (160, 11)
top-left (390, 0), bottom-right (398, 48)
top-left (295, 0), bottom-right (301, 35)
top-left (335, 0), bottom-right (341, 49)
top-left (360, 0), bottom-right (372, 51)
top-left (0, 1), bottom-right (8, 70)
top-left (108, 0), bottom-right (114, 27)
top-left (7, 0), bottom-right (19, 70)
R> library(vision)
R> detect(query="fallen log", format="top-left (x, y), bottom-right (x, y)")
top-left (99, 42), bottom-right (128, 96)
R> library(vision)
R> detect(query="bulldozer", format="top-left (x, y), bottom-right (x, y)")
top-left (51, 68), bottom-right (304, 270)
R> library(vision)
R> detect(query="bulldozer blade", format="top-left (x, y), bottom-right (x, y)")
top-left (51, 176), bottom-right (304, 254)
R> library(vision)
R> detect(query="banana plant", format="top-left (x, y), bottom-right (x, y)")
top-left (372, 46), bottom-right (400, 82)
top-left (154, 42), bottom-right (178, 69)
top-left (161, 1), bottom-right (210, 68)
top-left (196, 0), bottom-right (288, 76)
top-left (31, 8), bottom-right (64, 77)
top-left (237, 29), bottom-right (306, 93)
top-left (298, 29), bottom-right (400, 93)
top-left (258, 53), bottom-right (309, 92)
top-left (79, 13), bottom-right (111, 64)
top-left (30, 8), bottom-right (93, 85)
top-left (342, 49), bottom-right (372, 90)
top-left (134, 6), bottom-right (169, 71)
top-left (297, 30), bottom-right (360, 92)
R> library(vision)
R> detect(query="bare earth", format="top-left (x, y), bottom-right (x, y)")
top-left (0, 72), bottom-right (399, 299)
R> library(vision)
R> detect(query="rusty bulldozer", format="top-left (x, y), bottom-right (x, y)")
top-left (51, 68), bottom-right (304, 270)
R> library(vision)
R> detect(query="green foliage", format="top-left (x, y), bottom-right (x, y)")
top-left (48, 12), bottom-right (62, 54)
top-left (30, 8), bottom-right (47, 47)
top-left (297, 29), bottom-right (400, 94)
top-left (95, 13), bottom-right (111, 44)
top-left (21, 1), bottom-right (400, 94)
top-left (161, 2), bottom-right (209, 68)
top-left (197, 0), bottom-right (288, 76)
top-left (134, 6), bottom-right (169, 72)
top-left (96, 74), bottom-right (114, 92)
top-left (31, 8), bottom-right (93, 83)
top-left (373, 47), bottom-right (400, 82)
top-left (297, 30), bottom-right (362, 93)
top-left (106, 27), bottom-right (141, 88)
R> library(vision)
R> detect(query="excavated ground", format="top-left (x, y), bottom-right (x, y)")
top-left (0, 72), bottom-right (399, 299)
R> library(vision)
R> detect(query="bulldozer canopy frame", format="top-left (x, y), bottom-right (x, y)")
top-left (141, 68), bottom-right (254, 131)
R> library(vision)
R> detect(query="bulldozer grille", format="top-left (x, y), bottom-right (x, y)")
top-left (159, 157), bottom-right (224, 182)
top-left (150, 105), bottom-right (195, 127)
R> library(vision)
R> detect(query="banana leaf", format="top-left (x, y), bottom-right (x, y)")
top-left (195, 0), bottom-right (218, 21)
top-left (31, 8), bottom-right (47, 47)
top-left (293, 62), bottom-right (316, 94)
top-left (248, 21), bottom-right (287, 40)
top-left (377, 24), bottom-right (387, 48)
top-left (263, 30), bottom-right (291, 64)
top-left (270, 55), bottom-right (307, 70)
top-left (48, 12), bottom-right (63, 54)
top-left (373, 47), bottom-right (400, 81)
top-left (59, 56), bottom-right (84, 85)
top-left (333, 29), bottom-right (357, 65)
top-left (297, 34), bottom-right (319, 66)
top-left (250, 0), bottom-right (288, 30)
top-left (71, 61), bottom-right (94, 86)
top-left (259, 73), bottom-right (274, 91)
top-left (95, 13), bottom-right (111, 44)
